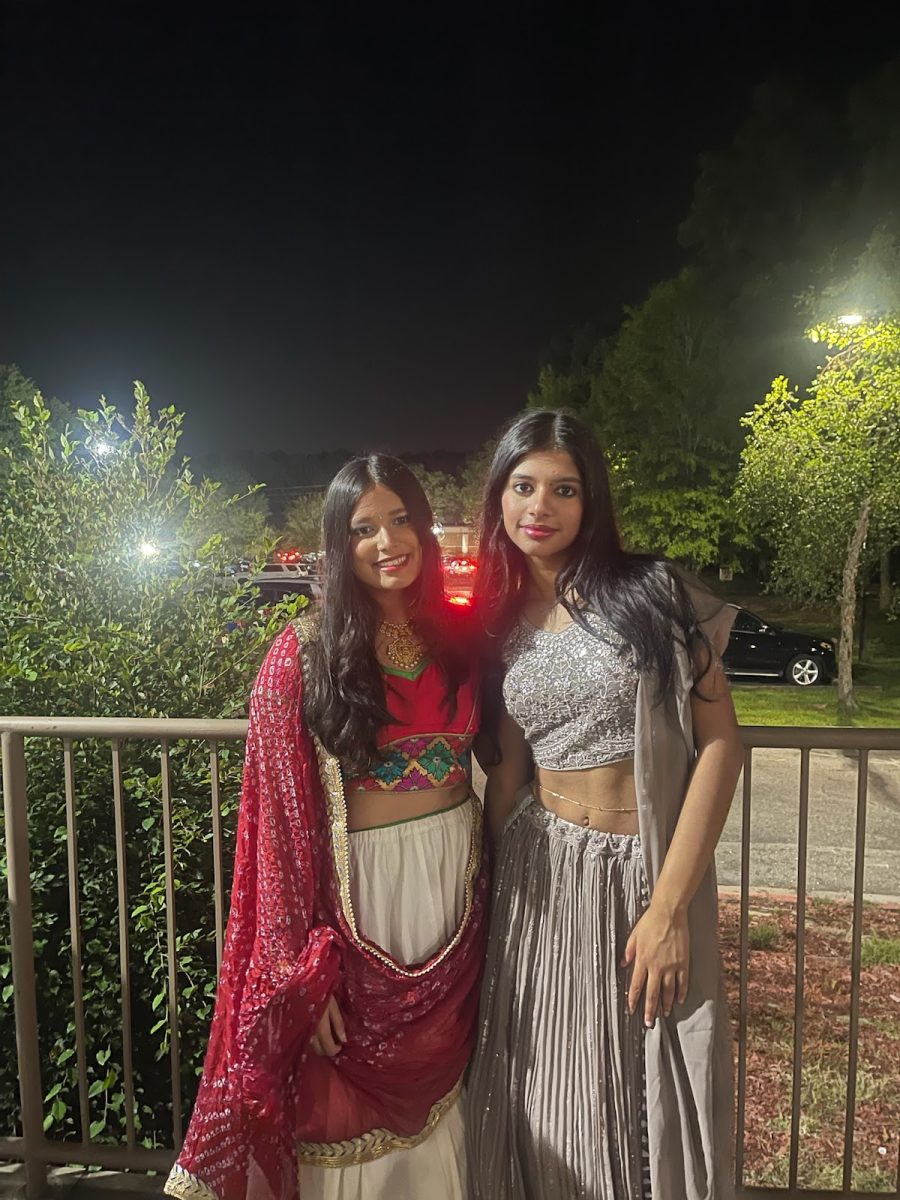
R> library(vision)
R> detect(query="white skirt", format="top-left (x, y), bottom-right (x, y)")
top-left (298, 797), bottom-right (473, 1200)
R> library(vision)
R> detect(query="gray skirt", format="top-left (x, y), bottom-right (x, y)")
top-left (466, 794), bottom-right (651, 1200)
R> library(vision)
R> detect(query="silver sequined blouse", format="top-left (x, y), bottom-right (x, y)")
top-left (502, 611), bottom-right (639, 770)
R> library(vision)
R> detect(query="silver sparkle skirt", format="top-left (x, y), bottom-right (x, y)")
top-left (466, 794), bottom-right (650, 1200)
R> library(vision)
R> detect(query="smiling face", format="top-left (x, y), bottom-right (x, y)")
top-left (349, 484), bottom-right (423, 596)
top-left (500, 450), bottom-right (584, 569)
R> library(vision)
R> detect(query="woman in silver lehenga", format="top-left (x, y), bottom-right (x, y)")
top-left (466, 410), bottom-right (743, 1200)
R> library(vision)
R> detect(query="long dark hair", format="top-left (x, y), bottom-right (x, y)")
top-left (474, 409), bottom-right (715, 697)
top-left (303, 454), bottom-right (471, 773)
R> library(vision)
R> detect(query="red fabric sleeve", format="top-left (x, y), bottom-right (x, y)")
top-left (171, 624), bottom-right (343, 1200)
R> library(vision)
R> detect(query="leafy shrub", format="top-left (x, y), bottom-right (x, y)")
top-left (0, 385), bottom-right (303, 1145)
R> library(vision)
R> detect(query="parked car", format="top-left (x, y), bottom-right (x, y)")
top-left (442, 555), bottom-right (477, 576)
top-left (237, 562), bottom-right (304, 585)
top-left (722, 606), bottom-right (836, 686)
top-left (254, 578), bottom-right (320, 605)
top-left (225, 560), bottom-right (320, 603)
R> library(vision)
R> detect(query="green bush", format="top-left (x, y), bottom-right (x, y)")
top-left (0, 385), bottom-right (303, 1146)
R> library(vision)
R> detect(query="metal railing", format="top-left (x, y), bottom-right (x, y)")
top-left (1, 718), bottom-right (246, 1197)
top-left (731, 726), bottom-right (900, 1200)
top-left (2, 717), bottom-right (900, 1199)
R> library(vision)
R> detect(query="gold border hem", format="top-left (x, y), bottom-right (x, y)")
top-left (314, 731), bottom-right (482, 978)
top-left (296, 1080), bottom-right (461, 1169)
top-left (164, 1165), bottom-right (220, 1200)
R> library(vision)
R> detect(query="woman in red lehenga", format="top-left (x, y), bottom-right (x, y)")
top-left (164, 455), bottom-right (488, 1200)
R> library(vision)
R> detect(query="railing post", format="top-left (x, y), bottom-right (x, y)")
top-left (2, 732), bottom-right (47, 1198)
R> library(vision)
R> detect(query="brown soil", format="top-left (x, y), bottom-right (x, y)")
top-left (719, 894), bottom-right (900, 1192)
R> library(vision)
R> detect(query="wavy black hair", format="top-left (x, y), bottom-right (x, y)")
top-left (303, 454), bottom-right (473, 774)
top-left (473, 409), bottom-right (718, 698)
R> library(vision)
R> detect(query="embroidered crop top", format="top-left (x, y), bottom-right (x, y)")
top-left (502, 611), bottom-right (638, 771)
top-left (343, 658), bottom-right (480, 792)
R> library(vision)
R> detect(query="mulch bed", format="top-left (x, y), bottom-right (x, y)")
top-left (719, 893), bottom-right (900, 1192)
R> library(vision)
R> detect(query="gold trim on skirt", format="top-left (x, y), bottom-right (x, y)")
top-left (296, 1079), bottom-right (462, 1169)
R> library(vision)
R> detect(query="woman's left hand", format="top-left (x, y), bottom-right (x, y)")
top-left (622, 902), bottom-right (690, 1027)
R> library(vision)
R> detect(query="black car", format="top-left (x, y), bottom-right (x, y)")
top-left (253, 578), bottom-right (320, 606)
top-left (722, 606), bottom-right (836, 686)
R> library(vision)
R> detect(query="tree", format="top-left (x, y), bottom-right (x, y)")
top-left (0, 364), bottom-right (38, 448)
top-left (614, 471), bottom-right (744, 573)
top-left (522, 272), bottom-right (747, 568)
top-left (737, 318), bottom-right (900, 712)
top-left (0, 364), bottom-right (73, 481)
top-left (678, 64), bottom-right (900, 428)
top-left (407, 465), bottom-right (464, 526)
top-left (595, 273), bottom-right (735, 570)
top-left (184, 458), bottom-right (273, 560)
top-left (185, 483), bottom-right (271, 562)
top-left (527, 363), bottom-right (593, 415)
top-left (806, 226), bottom-right (900, 618)
top-left (539, 272), bottom-right (745, 569)
top-left (457, 441), bottom-right (497, 529)
top-left (282, 489), bottom-right (327, 551)
top-left (595, 271), bottom-right (737, 455)
top-left (0, 384), bottom-right (302, 1143)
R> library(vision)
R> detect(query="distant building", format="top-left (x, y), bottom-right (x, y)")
top-left (438, 525), bottom-right (479, 556)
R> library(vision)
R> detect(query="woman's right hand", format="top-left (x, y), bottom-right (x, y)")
top-left (310, 995), bottom-right (346, 1056)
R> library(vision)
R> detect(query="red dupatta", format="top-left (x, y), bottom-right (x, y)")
top-left (165, 619), bottom-right (488, 1200)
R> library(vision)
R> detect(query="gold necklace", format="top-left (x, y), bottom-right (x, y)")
top-left (379, 619), bottom-right (425, 672)
top-left (536, 782), bottom-right (638, 814)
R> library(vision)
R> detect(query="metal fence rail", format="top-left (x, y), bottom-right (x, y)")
top-left (730, 726), bottom-right (900, 1199)
top-left (1, 718), bottom-right (247, 1198)
top-left (1, 717), bottom-right (899, 1199)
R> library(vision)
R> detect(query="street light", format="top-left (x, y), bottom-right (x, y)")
top-left (140, 541), bottom-right (159, 558)
top-left (95, 440), bottom-right (114, 456)
top-left (809, 313), bottom-right (868, 344)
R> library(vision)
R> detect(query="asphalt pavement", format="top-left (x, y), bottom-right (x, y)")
top-left (717, 746), bottom-right (900, 900)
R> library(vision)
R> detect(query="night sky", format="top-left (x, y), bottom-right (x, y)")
top-left (2, 4), bottom-right (897, 459)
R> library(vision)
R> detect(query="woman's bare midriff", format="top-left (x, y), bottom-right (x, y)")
top-left (346, 781), bottom-right (470, 832)
top-left (533, 759), bottom-right (639, 835)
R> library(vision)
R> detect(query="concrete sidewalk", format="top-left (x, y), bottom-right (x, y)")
top-left (716, 747), bottom-right (900, 899)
